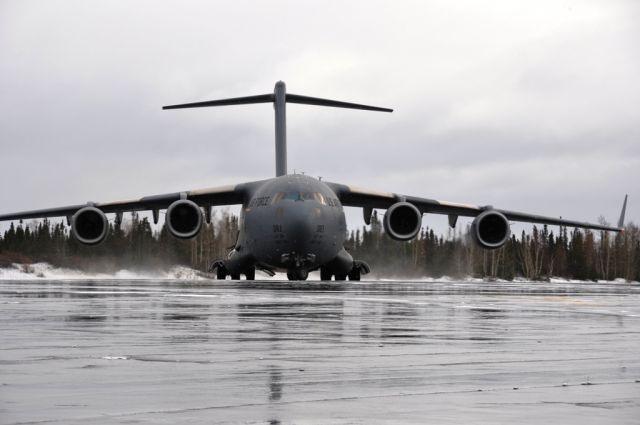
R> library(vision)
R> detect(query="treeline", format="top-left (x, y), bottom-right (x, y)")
top-left (346, 212), bottom-right (640, 281)
top-left (1, 211), bottom-right (639, 281)
top-left (0, 212), bottom-right (238, 273)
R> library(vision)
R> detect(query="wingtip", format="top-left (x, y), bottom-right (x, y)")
top-left (617, 194), bottom-right (628, 229)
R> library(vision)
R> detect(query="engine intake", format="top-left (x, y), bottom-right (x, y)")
top-left (71, 206), bottom-right (108, 245)
top-left (166, 200), bottom-right (202, 239)
top-left (471, 210), bottom-right (510, 249)
top-left (383, 202), bottom-right (422, 241)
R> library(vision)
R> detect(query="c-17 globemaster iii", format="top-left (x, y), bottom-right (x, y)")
top-left (0, 81), bottom-right (628, 280)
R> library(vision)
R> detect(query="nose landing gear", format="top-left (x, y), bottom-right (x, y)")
top-left (286, 269), bottom-right (309, 281)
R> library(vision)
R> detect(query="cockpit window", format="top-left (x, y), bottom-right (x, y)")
top-left (313, 192), bottom-right (326, 204)
top-left (271, 191), bottom-right (328, 205)
top-left (286, 192), bottom-right (303, 201)
top-left (271, 192), bottom-right (286, 204)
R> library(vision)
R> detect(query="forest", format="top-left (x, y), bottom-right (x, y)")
top-left (0, 210), bottom-right (638, 281)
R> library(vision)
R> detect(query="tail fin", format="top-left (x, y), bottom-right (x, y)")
top-left (617, 194), bottom-right (628, 229)
top-left (163, 81), bottom-right (392, 177)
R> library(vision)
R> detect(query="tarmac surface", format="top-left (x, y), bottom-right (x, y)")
top-left (1, 279), bottom-right (639, 424)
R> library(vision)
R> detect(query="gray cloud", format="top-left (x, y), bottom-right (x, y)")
top-left (1, 0), bottom-right (638, 234)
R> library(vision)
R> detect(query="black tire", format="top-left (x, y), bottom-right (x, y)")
top-left (216, 268), bottom-right (226, 280)
top-left (231, 273), bottom-right (241, 280)
top-left (245, 268), bottom-right (255, 281)
top-left (334, 274), bottom-right (347, 281)
top-left (287, 270), bottom-right (309, 281)
top-left (320, 268), bottom-right (332, 281)
top-left (348, 268), bottom-right (361, 281)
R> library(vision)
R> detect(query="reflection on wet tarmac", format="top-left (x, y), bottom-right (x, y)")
top-left (65, 314), bottom-right (107, 323)
top-left (0, 279), bottom-right (639, 424)
top-left (268, 366), bottom-right (283, 402)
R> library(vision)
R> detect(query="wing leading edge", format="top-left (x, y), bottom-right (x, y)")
top-left (0, 181), bottom-right (263, 223)
top-left (327, 182), bottom-right (625, 232)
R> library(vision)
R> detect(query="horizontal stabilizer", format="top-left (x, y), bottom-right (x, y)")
top-left (163, 94), bottom-right (274, 110)
top-left (163, 93), bottom-right (392, 112)
top-left (286, 94), bottom-right (392, 112)
top-left (162, 81), bottom-right (393, 177)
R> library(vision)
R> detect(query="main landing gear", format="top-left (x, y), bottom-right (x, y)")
top-left (211, 259), bottom-right (370, 282)
top-left (319, 260), bottom-right (370, 281)
top-left (209, 260), bottom-right (255, 280)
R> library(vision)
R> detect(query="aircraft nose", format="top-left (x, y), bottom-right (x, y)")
top-left (277, 208), bottom-right (323, 268)
top-left (287, 212), bottom-right (316, 250)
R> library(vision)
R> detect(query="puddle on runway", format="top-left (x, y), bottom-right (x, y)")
top-left (1, 279), bottom-right (639, 424)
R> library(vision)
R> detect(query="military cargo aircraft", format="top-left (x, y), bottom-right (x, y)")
top-left (0, 81), bottom-right (628, 280)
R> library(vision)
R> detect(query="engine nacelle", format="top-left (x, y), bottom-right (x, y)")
top-left (470, 210), bottom-right (510, 249)
top-left (383, 202), bottom-right (422, 241)
top-left (166, 200), bottom-right (202, 239)
top-left (71, 206), bottom-right (108, 245)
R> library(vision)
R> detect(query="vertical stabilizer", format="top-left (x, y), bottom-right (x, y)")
top-left (274, 81), bottom-right (287, 177)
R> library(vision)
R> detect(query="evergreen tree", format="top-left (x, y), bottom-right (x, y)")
top-left (1, 212), bottom-right (639, 281)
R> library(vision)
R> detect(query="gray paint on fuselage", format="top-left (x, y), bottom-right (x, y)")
top-left (233, 174), bottom-right (347, 273)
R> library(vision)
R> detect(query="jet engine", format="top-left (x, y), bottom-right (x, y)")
top-left (470, 210), bottom-right (510, 249)
top-left (383, 202), bottom-right (422, 241)
top-left (71, 206), bottom-right (108, 245)
top-left (166, 200), bottom-right (202, 239)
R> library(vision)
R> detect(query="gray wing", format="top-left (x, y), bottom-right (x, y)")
top-left (0, 181), bottom-right (262, 222)
top-left (327, 182), bottom-right (625, 232)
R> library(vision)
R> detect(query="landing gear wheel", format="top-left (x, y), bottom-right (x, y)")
top-left (216, 268), bottom-right (227, 280)
top-left (287, 270), bottom-right (309, 281)
top-left (334, 274), bottom-right (347, 281)
top-left (320, 268), bottom-right (332, 281)
top-left (348, 268), bottom-right (361, 281)
top-left (210, 260), bottom-right (228, 280)
top-left (231, 273), bottom-right (241, 280)
top-left (244, 268), bottom-right (255, 281)
top-left (350, 260), bottom-right (370, 281)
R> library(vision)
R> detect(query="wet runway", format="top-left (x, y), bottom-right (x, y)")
top-left (1, 279), bottom-right (639, 424)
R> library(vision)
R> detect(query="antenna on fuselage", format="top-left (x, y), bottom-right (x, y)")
top-left (163, 81), bottom-right (393, 177)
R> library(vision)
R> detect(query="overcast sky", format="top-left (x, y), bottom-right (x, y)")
top-left (1, 0), bottom-right (638, 234)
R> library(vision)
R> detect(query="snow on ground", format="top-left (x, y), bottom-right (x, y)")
top-left (0, 263), bottom-right (208, 280)
top-left (0, 262), bottom-right (636, 283)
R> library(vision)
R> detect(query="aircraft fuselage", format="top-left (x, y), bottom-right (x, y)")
top-left (228, 174), bottom-right (349, 275)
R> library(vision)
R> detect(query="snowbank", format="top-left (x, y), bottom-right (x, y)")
top-left (0, 263), bottom-right (208, 280)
